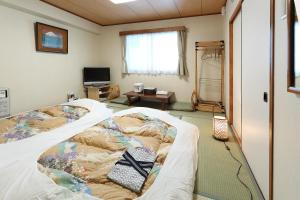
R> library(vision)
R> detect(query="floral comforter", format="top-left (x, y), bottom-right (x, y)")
top-left (0, 105), bottom-right (89, 144)
top-left (38, 113), bottom-right (177, 200)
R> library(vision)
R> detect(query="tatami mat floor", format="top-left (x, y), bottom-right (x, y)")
top-left (107, 102), bottom-right (264, 200)
top-left (193, 194), bottom-right (213, 200)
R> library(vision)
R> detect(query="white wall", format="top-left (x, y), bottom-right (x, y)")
top-left (273, 0), bottom-right (300, 199)
top-left (0, 0), bottom-right (103, 34)
top-left (0, 1), bottom-right (102, 114)
top-left (96, 15), bottom-right (224, 102)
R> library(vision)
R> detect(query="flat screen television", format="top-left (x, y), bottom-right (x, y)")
top-left (83, 67), bottom-right (110, 86)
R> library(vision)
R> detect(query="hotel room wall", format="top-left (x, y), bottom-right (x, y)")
top-left (96, 15), bottom-right (224, 102)
top-left (0, 2), bottom-right (101, 114)
top-left (273, 0), bottom-right (300, 199)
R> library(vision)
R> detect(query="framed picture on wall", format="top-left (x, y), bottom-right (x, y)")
top-left (35, 22), bottom-right (68, 54)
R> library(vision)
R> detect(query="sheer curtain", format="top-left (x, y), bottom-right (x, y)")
top-left (123, 31), bottom-right (182, 75)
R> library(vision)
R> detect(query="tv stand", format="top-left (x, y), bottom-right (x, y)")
top-left (91, 83), bottom-right (108, 87)
top-left (84, 84), bottom-right (111, 102)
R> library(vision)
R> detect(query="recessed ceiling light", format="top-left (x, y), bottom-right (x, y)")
top-left (110, 0), bottom-right (136, 4)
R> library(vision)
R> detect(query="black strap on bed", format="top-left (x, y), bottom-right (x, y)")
top-left (116, 151), bottom-right (154, 179)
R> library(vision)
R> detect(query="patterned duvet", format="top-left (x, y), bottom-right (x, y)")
top-left (0, 105), bottom-right (89, 144)
top-left (38, 113), bottom-right (177, 200)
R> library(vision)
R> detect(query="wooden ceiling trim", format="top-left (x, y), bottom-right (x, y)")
top-left (104, 12), bottom-right (221, 26)
top-left (119, 26), bottom-right (186, 36)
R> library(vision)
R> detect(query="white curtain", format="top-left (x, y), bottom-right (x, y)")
top-left (122, 31), bottom-right (181, 75)
top-left (177, 30), bottom-right (188, 76)
top-left (121, 35), bottom-right (128, 74)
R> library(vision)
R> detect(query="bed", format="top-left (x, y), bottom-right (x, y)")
top-left (0, 103), bottom-right (90, 144)
top-left (0, 99), bottom-right (199, 200)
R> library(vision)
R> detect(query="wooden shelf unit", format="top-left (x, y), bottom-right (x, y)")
top-left (85, 84), bottom-right (111, 102)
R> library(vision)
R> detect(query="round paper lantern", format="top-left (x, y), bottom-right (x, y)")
top-left (213, 116), bottom-right (229, 141)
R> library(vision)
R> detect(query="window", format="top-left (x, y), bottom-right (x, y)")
top-left (124, 31), bottom-right (179, 75)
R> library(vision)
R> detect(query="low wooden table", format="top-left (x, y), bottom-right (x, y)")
top-left (124, 91), bottom-right (174, 110)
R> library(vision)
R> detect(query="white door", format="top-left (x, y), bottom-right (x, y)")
top-left (242, 0), bottom-right (270, 199)
top-left (233, 11), bottom-right (242, 140)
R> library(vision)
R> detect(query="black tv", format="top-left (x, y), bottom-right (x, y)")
top-left (83, 67), bottom-right (110, 86)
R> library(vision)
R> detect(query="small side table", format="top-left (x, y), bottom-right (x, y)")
top-left (124, 91), bottom-right (175, 110)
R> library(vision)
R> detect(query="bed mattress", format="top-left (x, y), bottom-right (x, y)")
top-left (0, 105), bottom-right (89, 144)
top-left (0, 100), bottom-right (199, 200)
top-left (37, 112), bottom-right (178, 199)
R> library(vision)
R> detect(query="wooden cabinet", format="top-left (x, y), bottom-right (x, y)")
top-left (86, 85), bottom-right (111, 101)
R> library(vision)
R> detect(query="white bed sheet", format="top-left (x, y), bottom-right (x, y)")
top-left (0, 101), bottom-right (199, 200)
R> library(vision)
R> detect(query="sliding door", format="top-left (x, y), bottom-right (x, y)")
top-left (242, 0), bottom-right (270, 199)
top-left (232, 11), bottom-right (242, 141)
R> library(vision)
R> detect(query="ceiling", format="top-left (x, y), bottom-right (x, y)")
top-left (40, 0), bottom-right (226, 26)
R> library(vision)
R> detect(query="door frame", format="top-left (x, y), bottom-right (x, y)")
top-left (269, 0), bottom-right (275, 199)
top-left (229, 0), bottom-right (243, 146)
top-left (228, 0), bottom-right (274, 199)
